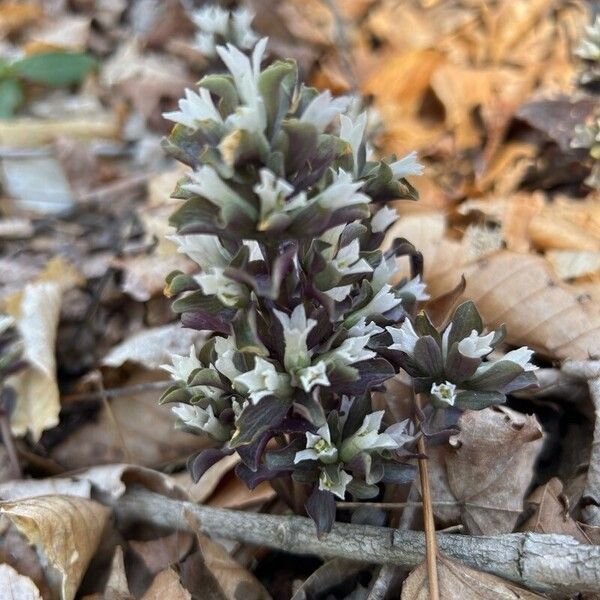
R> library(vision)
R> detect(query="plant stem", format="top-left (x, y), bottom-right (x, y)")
top-left (418, 434), bottom-right (440, 599)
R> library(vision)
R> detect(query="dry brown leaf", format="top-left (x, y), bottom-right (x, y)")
top-left (521, 477), bottom-right (590, 543)
top-left (5, 257), bottom-right (83, 440)
top-left (0, 476), bottom-right (91, 501)
top-left (425, 406), bottom-right (544, 534)
top-left (192, 528), bottom-right (272, 600)
top-left (0, 563), bottom-right (42, 600)
top-left (142, 569), bottom-right (191, 600)
top-left (0, 495), bottom-right (109, 600)
top-left (401, 553), bottom-right (546, 599)
top-left (51, 373), bottom-right (210, 469)
top-left (129, 532), bottom-right (195, 576)
top-left (546, 250), bottom-right (600, 280)
top-left (0, 3), bottom-right (42, 34)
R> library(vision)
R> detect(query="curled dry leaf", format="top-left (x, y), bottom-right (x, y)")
top-left (401, 553), bottom-right (546, 599)
top-left (0, 563), bottom-right (42, 600)
top-left (104, 546), bottom-right (132, 600)
top-left (425, 406), bottom-right (544, 535)
top-left (5, 257), bottom-right (83, 440)
top-left (521, 477), bottom-right (590, 543)
top-left (0, 495), bottom-right (109, 600)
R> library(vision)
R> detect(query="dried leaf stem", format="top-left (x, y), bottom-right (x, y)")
top-left (418, 434), bottom-right (440, 599)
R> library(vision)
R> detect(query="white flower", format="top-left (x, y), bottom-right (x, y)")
top-left (318, 468), bottom-right (353, 499)
top-left (298, 361), bottom-right (330, 392)
top-left (384, 419), bottom-right (416, 447)
top-left (168, 234), bottom-right (231, 270)
top-left (214, 336), bottom-right (240, 381)
top-left (347, 317), bottom-right (383, 338)
top-left (183, 165), bottom-right (258, 221)
top-left (301, 90), bottom-right (351, 132)
top-left (172, 403), bottom-right (229, 440)
top-left (161, 346), bottom-right (200, 382)
top-left (234, 357), bottom-right (291, 404)
top-left (339, 411), bottom-right (399, 461)
top-left (331, 239), bottom-right (373, 277)
top-left (294, 423), bottom-right (338, 464)
top-left (387, 318), bottom-right (419, 355)
top-left (441, 323), bottom-right (452, 360)
top-left (324, 285), bottom-right (352, 301)
top-left (371, 255), bottom-right (398, 292)
top-left (231, 7), bottom-right (258, 49)
top-left (330, 335), bottom-right (375, 365)
top-left (191, 5), bottom-right (229, 35)
top-left (194, 31), bottom-right (217, 57)
top-left (274, 304), bottom-right (316, 371)
top-left (501, 346), bottom-right (538, 372)
top-left (457, 329), bottom-right (494, 359)
top-left (339, 111), bottom-right (367, 175)
top-left (349, 284), bottom-right (401, 324)
top-left (253, 168), bottom-right (307, 230)
top-left (163, 88), bottom-right (223, 128)
top-left (371, 206), bottom-right (398, 233)
top-left (430, 381), bottom-right (457, 406)
top-left (389, 150), bottom-right (424, 179)
top-left (399, 275), bottom-right (430, 301)
top-left (313, 169), bottom-right (369, 212)
top-left (217, 37), bottom-right (268, 133)
top-left (195, 268), bottom-right (247, 307)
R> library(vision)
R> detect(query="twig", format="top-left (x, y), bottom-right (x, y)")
top-left (561, 360), bottom-right (600, 525)
top-left (111, 487), bottom-right (600, 595)
top-left (337, 500), bottom-right (458, 510)
top-left (418, 434), bottom-right (440, 599)
top-left (61, 380), bottom-right (171, 404)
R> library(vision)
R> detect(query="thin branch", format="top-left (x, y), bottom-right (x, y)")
top-left (61, 380), bottom-right (170, 404)
top-left (111, 487), bottom-right (600, 595)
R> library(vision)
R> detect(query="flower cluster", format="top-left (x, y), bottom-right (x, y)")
top-left (381, 301), bottom-right (538, 434)
top-left (189, 5), bottom-right (258, 58)
top-left (160, 35), bottom-right (535, 533)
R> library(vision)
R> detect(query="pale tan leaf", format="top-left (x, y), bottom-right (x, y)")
top-left (546, 250), bottom-right (600, 280)
top-left (142, 569), bottom-right (191, 600)
top-left (0, 563), bottom-right (42, 600)
top-left (102, 324), bottom-right (203, 370)
top-left (5, 257), bottom-right (83, 440)
top-left (0, 495), bottom-right (109, 600)
top-left (401, 553), bottom-right (546, 599)
top-left (104, 546), bottom-right (132, 600)
top-left (425, 406), bottom-right (544, 534)
top-left (0, 476), bottom-right (91, 501)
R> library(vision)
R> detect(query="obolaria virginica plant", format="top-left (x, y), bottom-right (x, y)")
top-left (160, 33), bottom-right (538, 533)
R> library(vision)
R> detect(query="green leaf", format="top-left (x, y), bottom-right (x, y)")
top-left (13, 52), bottom-right (96, 87)
top-left (0, 78), bottom-right (23, 118)
top-left (448, 301), bottom-right (483, 348)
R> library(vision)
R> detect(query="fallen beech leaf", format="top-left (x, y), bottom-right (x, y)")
top-left (0, 3), bottom-right (42, 34)
top-left (0, 495), bottom-right (109, 600)
top-left (401, 553), bottom-right (546, 599)
top-left (142, 569), bottom-right (191, 600)
top-left (521, 478), bottom-right (590, 543)
top-left (129, 532), bottom-right (195, 577)
top-left (5, 257), bottom-right (82, 440)
top-left (425, 406), bottom-right (544, 534)
top-left (0, 563), bottom-right (42, 600)
top-left (0, 476), bottom-right (91, 501)
top-left (425, 250), bottom-right (600, 360)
